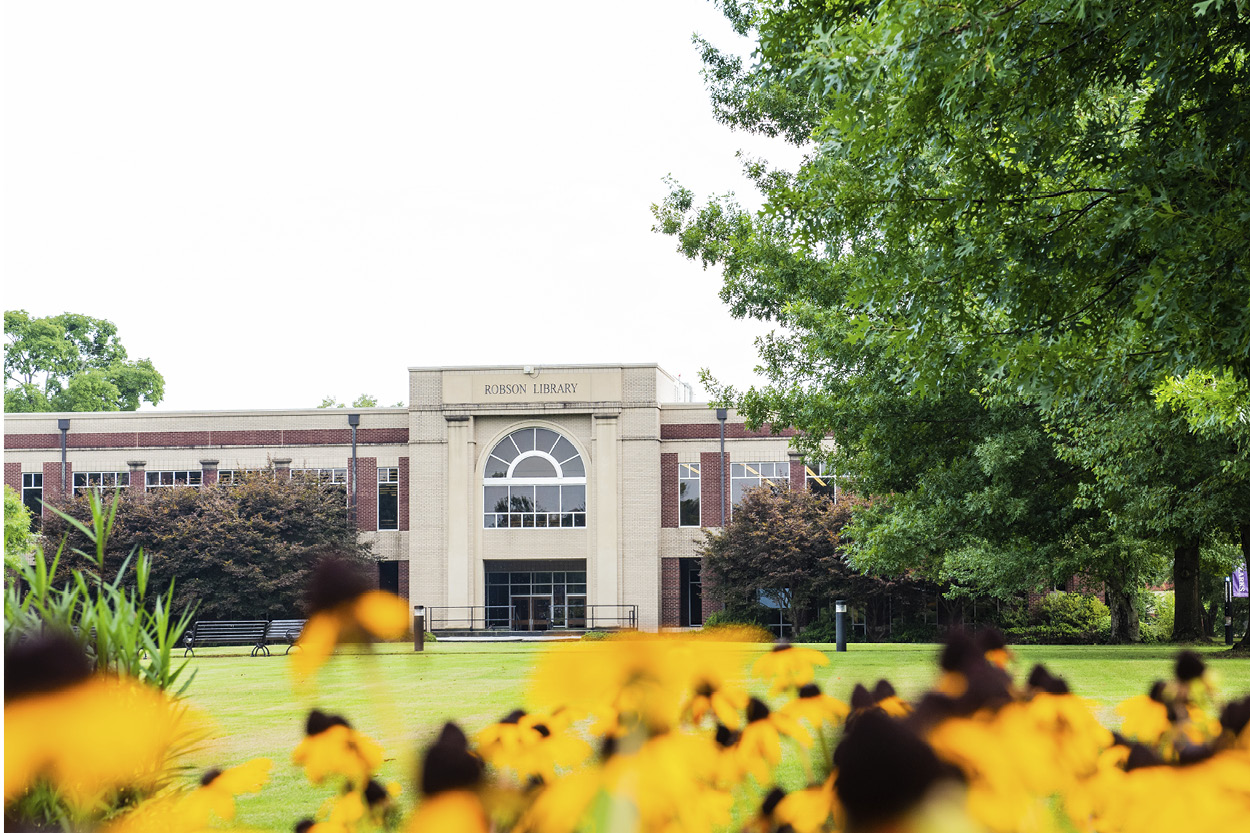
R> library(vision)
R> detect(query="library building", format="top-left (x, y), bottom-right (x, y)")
top-left (3, 363), bottom-right (835, 634)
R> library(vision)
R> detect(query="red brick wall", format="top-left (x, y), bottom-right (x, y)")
top-left (4, 462), bottom-right (21, 493)
top-left (790, 457), bottom-right (806, 491)
top-left (3, 427), bottom-right (410, 450)
top-left (699, 451), bottom-right (729, 527)
top-left (659, 423), bottom-right (799, 440)
top-left (129, 465), bottom-right (145, 496)
top-left (42, 461), bottom-right (70, 506)
top-left (201, 463), bottom-right (218, 486)
top-left (355, 458), bottom-right (378, 532)
top-left (661, 557), bottom-right (681, 626)
top-left (398, 457), bottom-right (409, 531)
top-left (398, 562), bottom-right (410, 604)
top-left (660, 453), bottom-right (678, 528)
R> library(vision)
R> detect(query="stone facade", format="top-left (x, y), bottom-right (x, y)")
top-left (3, 363), bottom-right (808, 631)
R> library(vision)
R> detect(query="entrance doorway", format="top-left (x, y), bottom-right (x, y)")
top-left (512, 596), bottom-right (552, 631)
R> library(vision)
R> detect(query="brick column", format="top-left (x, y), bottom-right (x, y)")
top-left (127, 461), bottom-right (146, 496)
top-left (789, 451), bottom-right (806, 491)
top-left (356, 457), bottom-right (378, 532)
top-left (273, 458), bottom-right (292, 478)
top-left (4, 463), bottom-right (20, 494)
top-left (43, 461), bottom-right (70, 505)
top-left (398, 563), bottom-right (410, 604)
top-left (660, 557), bottom-right (681, 626)
top-left (200, 459), bottom-right (219, 487)
top-left (699, 451), bottom-right (729, 527)
top-left (660, 453), bottom-right (678, 528)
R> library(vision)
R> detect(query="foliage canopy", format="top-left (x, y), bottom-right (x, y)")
top-left (40, 472), bottom-right (372, 620)
top-left (4, 310), bottom-right (165, 412)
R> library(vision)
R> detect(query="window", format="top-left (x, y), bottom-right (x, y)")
top-left (378, 467), bottom-right (399, 531)
top-left (678, 462), bottom-right (700, 527)
top-left (291, 468), bottom-right (347, 485)
top-left (805, 461), bottom-right (836, 501)
top-left (730, 461), bottom-right (789, 508)
top-left (483, 427), bottom-right (586, 529)
top-left (22, 473), bottom-right (42, 528)
top-left (217, 469), bottom-right (268, 485)
top-left (145, 470), bottom-right (202, 490)
top-left (73, 471), bottom-right (130, 496)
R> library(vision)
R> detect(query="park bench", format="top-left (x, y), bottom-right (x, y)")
top-left (183, 620), bottom-right (271, 657)
top-left (264, 618), bottom-right (306, 655)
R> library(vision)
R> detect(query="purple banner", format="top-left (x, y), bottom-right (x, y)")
top-left (1233, 566), bottom-right (1249, 599)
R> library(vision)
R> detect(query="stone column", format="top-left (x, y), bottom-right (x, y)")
top-left (592, 414), bottom-right (620, 613)
top-left (445, 416), bottom-right (473, 612)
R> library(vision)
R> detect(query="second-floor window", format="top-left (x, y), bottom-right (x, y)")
top-left (678, 463), bottom-right (700, 527)
top-left (483, 427), bottom-right (586, 529)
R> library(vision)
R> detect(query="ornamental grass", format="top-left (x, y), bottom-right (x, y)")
top-left (6, 548), bottom-right (1250, 832)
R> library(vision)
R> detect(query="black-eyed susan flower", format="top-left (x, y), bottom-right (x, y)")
top-left (4, 633), bottom-right (195, 808)
top-left (751, 640), bottom-right (830, 694)
top-left (737, 697), bottom-right (812, 782)
top-left (834, 708), bottom-right (951, 833)
top-left (687, 676), bottom-right (750, 730)
top-left (475, 709), bottom-right (589, 780)
top-left (293, 556), bottom-right (410, 678)
top-left (779, 683), bottom-right (851, 730)
top-left (291, 709), bottom-right (384, 788)
top-left (848, 679), bottom-right (912, 719)
top-left (184, 757), bottom-right (272, 822)
top-left (1116, 681), bottom-right (1174, 746)
top-left (406, 722), bottom-right (488, 833)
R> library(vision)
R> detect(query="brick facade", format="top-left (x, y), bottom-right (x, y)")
top-left (699, 451), bottom-right (729, 528)
top-left (3, 427), bottom-right (410, 450)
top-left (659, 423), bottom-right (799, 440)
top-left (661, 557), bottom-right (681, 626)
top-left (789, 454), bottom-right (806, 491)
top-left (355, 457), bottom-right (378, 532)
top-left (660, 453), bottom-right (678, 528)
top-left (42, 461), bottom-right (70, 506)
top-left (4, 462), bottom-right (20, 494)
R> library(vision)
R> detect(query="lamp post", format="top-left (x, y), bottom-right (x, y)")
top-left (1226, 576), bottom-right (1234, 646)
top-left (835, 600), bottom-right (847, 652)
top-left (414, 605), bottom-right (425, 652)
top-left (716, 408), bottom-right (727, 526)
top-left (348, 413), bottom-right (360, 528)
top-left (58, 419), bottom-right (70, 498)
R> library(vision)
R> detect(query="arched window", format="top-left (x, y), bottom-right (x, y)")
top-left (483, 427), bottom-right (586, 528)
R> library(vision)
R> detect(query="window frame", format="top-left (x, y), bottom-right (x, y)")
top-left (377, 466), bottom-right (399, 531)
top-left (72, 471), bottom-right (130, 496)
top-left (482, 428), bottom-right (587, 529)
top-left (678, 462), bottom-right (701, 528)
top-left (144, 470), bottom-right (202, 491)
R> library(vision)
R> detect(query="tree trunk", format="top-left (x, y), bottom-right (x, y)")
top-left (1235, 523), bottom-right (1250, 652)
top-left (1172, 538), bottom-right (1205, 642)
top-left (1105, 580), bottom-right (1140, 643)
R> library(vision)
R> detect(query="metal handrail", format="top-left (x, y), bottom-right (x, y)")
top-left (422, 604), bottom-right (638, 632)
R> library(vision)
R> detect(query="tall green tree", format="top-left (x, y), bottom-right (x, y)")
top-left (656, 0), bottom-right (1249, 641)
top-left (4, 311), bottom-right (165, 412)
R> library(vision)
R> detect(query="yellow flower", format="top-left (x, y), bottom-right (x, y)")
top-left (779, 683), bottom-right (851, 730)
top-left (849, 679), bottom-right (912, 718)
top-left (291, 710), bottom-right (384, 787)
top-left (751, 641), bottom-right (829, 694)
top-left (688, 678), bottom-right (750, 730)
top-left (737, 697), bottom-right (812, 782)
top-left (185, 757), bottom-right (272, 821)
top-left (410, 723), bottom-right (488, 833)
top-left (293, 557), bottom-right (410, 678)
top-left (475, 709), bottom-right (590, 780)
top-left (405, 790), bottom-right (489, 833)
top-left (4, 633), bottom-right (196, 808)
top-left (1116, 683), bottom-right (1173, 746)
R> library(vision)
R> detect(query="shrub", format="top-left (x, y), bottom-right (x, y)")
top-left (1140, 591), bottom-right (1175, 644)
top-left (1005, 592), bottom-right (1112, 644)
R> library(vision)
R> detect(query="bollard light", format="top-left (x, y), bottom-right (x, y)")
top-left (835, 600), bottom-right (847, 653)
top-left (414, 605), bottom-right (426, 653)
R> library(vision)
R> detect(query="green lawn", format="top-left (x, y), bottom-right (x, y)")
top-left (179, 642), bottom-right (1250, 832)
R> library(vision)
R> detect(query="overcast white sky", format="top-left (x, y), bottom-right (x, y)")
top-left (3, 2), bottom-right (802, 411)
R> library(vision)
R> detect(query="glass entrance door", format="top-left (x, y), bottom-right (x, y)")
top-left (511, 597), bottom-right (552, 631)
